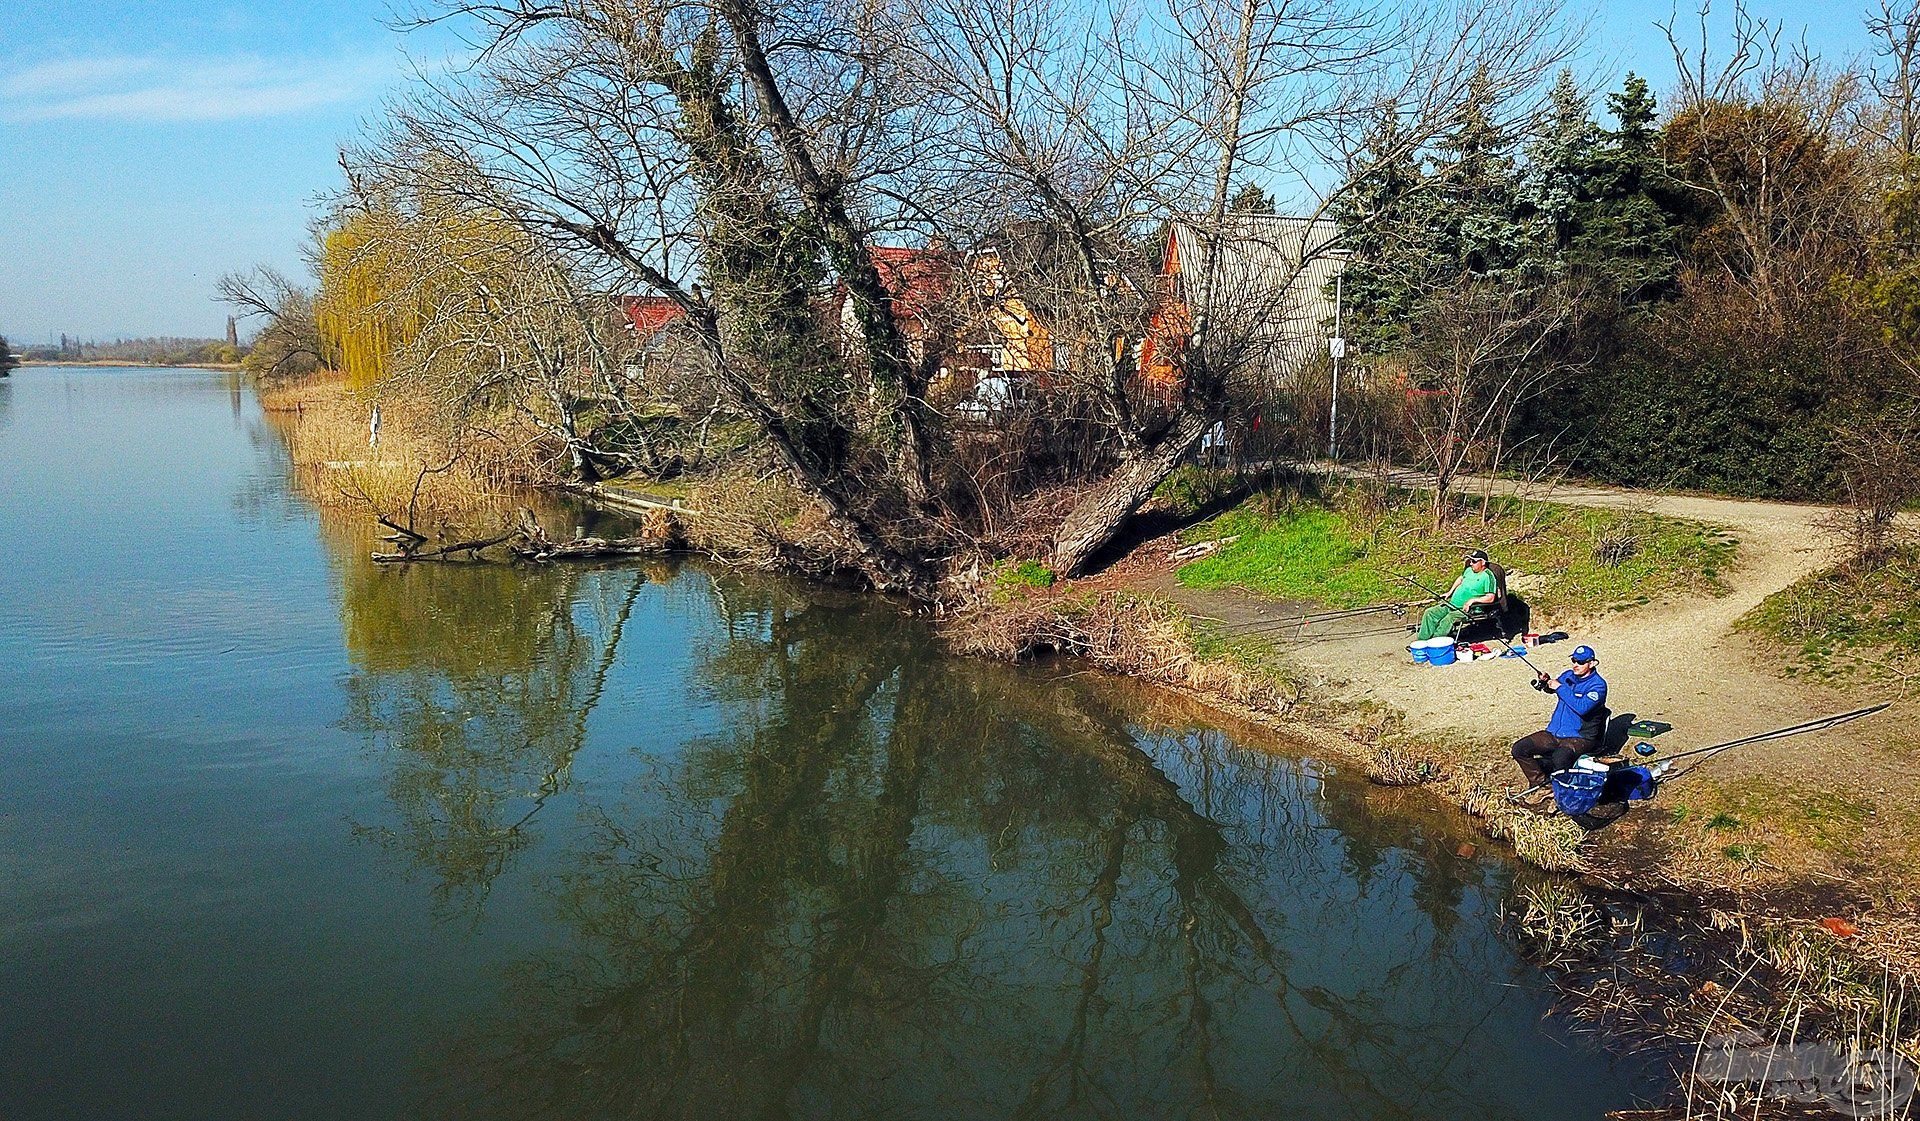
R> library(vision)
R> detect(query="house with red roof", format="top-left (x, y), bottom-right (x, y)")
top-left (620, 295), bottom-right (687, 337)
top-left (840, 245), bottom-right (1057, 419)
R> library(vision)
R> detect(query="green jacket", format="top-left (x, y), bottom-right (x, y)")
top-left (1449, 567), bottom-right (1496, 610)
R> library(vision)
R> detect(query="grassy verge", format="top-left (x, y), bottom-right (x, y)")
top-left (1175, 484), bottom-right (1737, 619)
top-left (1739, 546), bottom-right (1920, 687)
top-left (1654, 776), bottom-right (1908, 893)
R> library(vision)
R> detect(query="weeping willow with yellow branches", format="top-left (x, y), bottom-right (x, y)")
top-left (306, 176), bottom-right (643, 489)
top-left (316, 212), bottom-right (413, 392)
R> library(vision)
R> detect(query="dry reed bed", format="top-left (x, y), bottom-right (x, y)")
top-left (258, 375), bottom-right (560, 520)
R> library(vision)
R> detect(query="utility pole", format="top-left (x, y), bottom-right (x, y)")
top-left (1326, 253), bottom-right (1350, 462)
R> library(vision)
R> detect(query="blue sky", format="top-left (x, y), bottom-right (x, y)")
top-left (0, 0), bottom-right (1875, 342)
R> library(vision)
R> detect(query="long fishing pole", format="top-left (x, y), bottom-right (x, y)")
top-left (1395, 571), bottom-right (1550, 677)
top-left (1509, 702), bottom-right (1892, 803)
top-left (1655, 703), bottom-right (1890, 780)
top-left (1225, 601), bottom-right (1408, 636)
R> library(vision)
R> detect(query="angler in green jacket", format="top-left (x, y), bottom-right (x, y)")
top-left (1413, 549), bottom-right (1498, 641)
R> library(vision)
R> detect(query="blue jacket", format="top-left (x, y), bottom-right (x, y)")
top-left (1546, 669), bottom-right (1608, 741)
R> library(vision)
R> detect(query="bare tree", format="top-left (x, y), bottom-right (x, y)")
top-left (1660, 1), bottom-right (1875, 321)
top-left (218, 266), bottom-right (329, 381)
top-left (1399, 278), bottom-right (1583, 529)
top-left (1868, 0), bottom-right (1920, 159)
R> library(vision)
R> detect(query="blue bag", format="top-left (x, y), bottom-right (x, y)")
top-left (1550, 768), bottom-right (1607, 816)
top-left (1618, 765), bottom-right (1659, 801)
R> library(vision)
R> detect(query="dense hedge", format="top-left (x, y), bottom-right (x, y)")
top-left (1519, 294), bottom-right (1888, 500)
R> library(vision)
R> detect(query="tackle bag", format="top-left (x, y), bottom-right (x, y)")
top-left (1550, 763), bottom-right (1660, 816)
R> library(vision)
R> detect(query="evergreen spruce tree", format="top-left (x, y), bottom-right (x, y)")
top-left (1524, 70), bottom-right (1602, 261)
top-left (1428, 73), bottom-right (1543, 284)
top-left (1331, 111), bottom-right (1434, 352)
top-left (1578, 73), bottom-right (1682, 299)
top-left (1230, 183), bottom-right (1277, 214)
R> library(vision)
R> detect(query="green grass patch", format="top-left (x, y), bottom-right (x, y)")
top-left (1739, 546), bottom-right (1920, 686)
top-left (1174, 485), bottom-right (1736, 618)
top-left (603, 476), bottom-right (695, 500)
top-left (988, 559), bottom-right (1058, 603)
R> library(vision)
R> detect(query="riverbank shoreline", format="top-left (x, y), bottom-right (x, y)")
top-left (251, 377), bottom-right (1914, 1103)
top-left (936, 582), bottom-right (1920, 1120)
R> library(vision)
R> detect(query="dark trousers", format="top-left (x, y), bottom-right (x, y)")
top-left (1511, 729), bottom-right (1591, 786)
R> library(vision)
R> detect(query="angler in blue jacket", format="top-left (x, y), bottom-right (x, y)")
top-left (1511, 645), bottom-right (1609, 796)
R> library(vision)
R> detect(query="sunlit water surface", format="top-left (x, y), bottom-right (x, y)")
top-left (0, 367), bottom-right (1657, 1119)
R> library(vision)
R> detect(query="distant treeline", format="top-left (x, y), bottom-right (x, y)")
top-left (18, 335), bottom-right (246, 366)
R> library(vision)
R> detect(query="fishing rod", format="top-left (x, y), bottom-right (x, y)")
top-left (1509, 702), bottom-right (1892, 804)
top-left (1394, 571), bottom-right (1551, 677)
top-left (1224, 601), bottom-right (1408, 636)
top-left (1654, 703), bottom-right (1890, 781)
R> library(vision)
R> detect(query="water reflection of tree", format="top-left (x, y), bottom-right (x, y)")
top-left (398, 577), bottom-right (1601, 1121)
top-left (336, 515), bottom-right (654, 916)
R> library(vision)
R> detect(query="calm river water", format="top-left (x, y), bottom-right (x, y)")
top-left (0, 366), bottom-right (1655, 1119)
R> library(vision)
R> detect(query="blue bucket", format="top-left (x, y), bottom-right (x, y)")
top-left (1409, 642), bottom-right (1430, 664)
top-left (1425, 638), bottom-right (1458, 666)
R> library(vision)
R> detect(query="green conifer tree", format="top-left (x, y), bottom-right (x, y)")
top-left (1331, 111), bottom-right (1433, 351)
top-left (1524, 70), bottom-right (1602, 260)
top-left (1577, 73), bottom-right (1682, 298)
top-left (1427, 74), bottom-right (1542, 283)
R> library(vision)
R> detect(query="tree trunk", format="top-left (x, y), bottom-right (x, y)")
top-left (1051, 408), bottom-right (1212, 576)
top-left (718, 0), bottom-right (938, 508)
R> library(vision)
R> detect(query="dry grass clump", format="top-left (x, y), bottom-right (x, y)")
top-left (1747, 923), bottom-right (1918, 1050)
top-left (1459, 774), bottom-right (1503, 819)
top-left (1481, 806), bottom-right (1588, 873)
top-left (1508, 880), bottom-right (1608, 952)
top-left (951, 591), bottom-right (1304, 717)
top-left (687, 465), bottom-right (835, 569)
top-left (259, 373), bottom-right (556, 518)
top-left (1450, 766), bottom-right (1589, 872)
top-left (638, 506), bottom-right (686, 548)
top-left (1366, 741), bottom-right (1443, 786)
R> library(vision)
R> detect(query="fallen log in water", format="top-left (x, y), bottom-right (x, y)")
top-left (371, 530), bottom-right (518, 562)
top-left (370, 507), bottom-right (681, 564)
top-left (508, 534), bottom-right (670, 562)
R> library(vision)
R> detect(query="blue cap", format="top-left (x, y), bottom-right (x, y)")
top-left (1571, 645), bottom-right (1596, 663)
